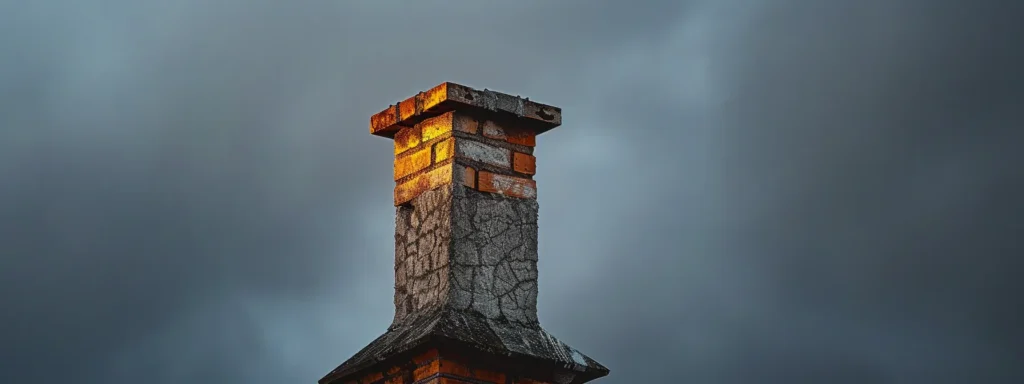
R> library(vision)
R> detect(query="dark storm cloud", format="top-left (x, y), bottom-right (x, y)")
top-left (1, 1), bottom-right (1021, 383)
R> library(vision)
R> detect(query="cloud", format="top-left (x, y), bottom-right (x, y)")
top-left (1, 0), bottom-right (1021, 383)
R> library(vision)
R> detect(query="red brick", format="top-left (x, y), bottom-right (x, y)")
top-left (455, 164), bottom-right (476, 189)
top-left (438, 359), bottom-right (472, 378)
top-left (506, 128), bottom-right (536, 147)
top-left (478, 171), bottom-right (537, 199)
top-left (512, 152), bottom-right (535, 175)
top-left (413, 360), bottom-right (439, 381)
top-left (394, 147), bottom-right (432, 180)
top-left (438, 378), bottom-right (473, 384)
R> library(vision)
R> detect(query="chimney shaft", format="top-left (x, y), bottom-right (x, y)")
top-left (320, 82), bottom-right (608, 384)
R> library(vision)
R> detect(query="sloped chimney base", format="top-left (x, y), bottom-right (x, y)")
top-left (320, 309), bottom-right (608, 384)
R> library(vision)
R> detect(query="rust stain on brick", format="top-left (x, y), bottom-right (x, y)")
top-left (394, 147), bottom-right (432, 180)
top-left (512, 152), bottom-right (536, 175)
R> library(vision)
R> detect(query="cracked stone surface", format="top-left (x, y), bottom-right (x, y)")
top-left (324, 184), bottom-right (607, 384)
top-left (392, 184), bottom-right (539, 326)
top-left (393, 186), bottom-right (452, 325)
top-left (448, 185), bottom-right (539, 325)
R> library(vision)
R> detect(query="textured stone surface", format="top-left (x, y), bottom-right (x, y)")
top-left (449, 186), bottom-right (539, 325)
top-left (393, 187), bottom-right (452, 325)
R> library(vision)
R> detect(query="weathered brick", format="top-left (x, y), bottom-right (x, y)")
top-left (420, 113), bottom-right (454, 142)
top-left (481, 121), bottom-right (506, 140)
top-left (394, 147), bottom-right (432, 180)
top-left (512, 152), bottom-right (536, 175)
top-left (383, 377), bottom-right (405, 384)
top-left (387, 366), bottom-right (402, 376)
top-left (394, 126), bottom-right (421, 155)
top-left (413, 360), bottom-right (439, 381)
top-left (434, 138), bottom-right (455, 163)
top-left (438, 378), bottom-right (473, 384)
top-left (506, 128), bottom-right (536, 147)
top-left (420, 82), bottom-right (449, 112)
top-left (399, 95), bottom-right (418, 122)
top-left (370, 105), bottom-right (399, 136)
top-left (454, 164), bottom-right (476, 189)
top-left (394, 166), bottom-right (452, 206)
top-left (477, 171), bottom-right (537, 199)
top-left (456, 140), bottom-right (510, 168)
top-left (453, 113), bottom-right (479, 134)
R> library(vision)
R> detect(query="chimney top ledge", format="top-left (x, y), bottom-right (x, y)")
top-left (369, 82), bottom-right (562, 138)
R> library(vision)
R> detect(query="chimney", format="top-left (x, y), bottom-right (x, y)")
top-left (320, 82), bottom-right (609, 384)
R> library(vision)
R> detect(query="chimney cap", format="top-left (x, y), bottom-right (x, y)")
top-left (369, 82), bottom-right (562, 138)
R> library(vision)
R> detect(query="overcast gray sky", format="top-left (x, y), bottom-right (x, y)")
top-left (1, 1), bottom-right (1022, 383)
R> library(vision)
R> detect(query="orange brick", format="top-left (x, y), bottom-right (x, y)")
top-left (413, 359), bottom-right (439, 381)
top-left (384, 377), bottom-right (406, 384)
top-left (399, 95), bottom-right (418, 122)
top-left (394, 147), bottom-right (432, 180)
top-left (439, 359), bottom-right (472, 378)
top-left (394, 166), bottom-right (453, 205)
top-left (420, 82), bottom-right (449, 112)
top-left (453, 113), bottom-right (479, 134)
top-left (478, 171), bottom-right (537, 199)
top-left (438, 378), bottom-right (473, 384)
top-left (434, 138), bottom-right (455, 163)
top-left (456, 165), bottom-right (476, 189)
top-left (370, 105), bottom-right (399, 136)
top-left (393, 126), bottom-right (421, 155)
top-left (360, 371), bottom-right (384, 384)
top-left (512, 152), bottom-right (535, 175)
top-left (481, 121), bottom-right (506, 140)
top-left (473, 369), bottom-right (506, 383)
top-left (506, 129), bottom-right (536, 147)
top-left (420, 113), bottom-right (454, 142)
top-left (387, 366), bottom-right (402, 375)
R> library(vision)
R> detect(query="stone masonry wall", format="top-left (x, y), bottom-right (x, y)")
top-left (391, 110), bottom-right (542, 327)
